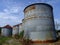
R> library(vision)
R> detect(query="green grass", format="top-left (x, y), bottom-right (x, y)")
top-left (0, 36), bottom-right (12, 44)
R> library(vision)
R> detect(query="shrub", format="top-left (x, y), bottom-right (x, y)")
top-left (19, 30), bottom-right (24, 39)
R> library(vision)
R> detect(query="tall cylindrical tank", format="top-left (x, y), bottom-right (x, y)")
top-left (23, 3), bottom-right (57, 42)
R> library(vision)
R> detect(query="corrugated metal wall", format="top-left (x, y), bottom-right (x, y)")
top-left (23, 3), bottom-right (56, 41)
top-left (12, 26), bottom-right (19, 36)
top-left (1, 28), bottom-right (12, 36)
top-left (19, 24), bottom-right (22, 34)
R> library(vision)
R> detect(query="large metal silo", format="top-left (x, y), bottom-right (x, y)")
top-left (23, 3), bottom-right (57, 43)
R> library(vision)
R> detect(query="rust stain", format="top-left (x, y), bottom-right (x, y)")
top-left (25, 16), bottom-right (52, 20)
top-left (31, 40), bottom-right (56, 43)
top-left (25, 16), bottom-right (37, 20)
top-left (24, 6), bottom-right (35, 13)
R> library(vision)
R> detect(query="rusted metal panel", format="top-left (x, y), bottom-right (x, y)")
top-left (24, 5), bottom-right (35, 13)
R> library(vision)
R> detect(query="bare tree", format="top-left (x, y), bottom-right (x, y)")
top-left (55, 21), bottom-right (60, 30)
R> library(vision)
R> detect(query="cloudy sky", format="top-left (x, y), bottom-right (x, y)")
top-left (0, 0), bottom-right (60, 29)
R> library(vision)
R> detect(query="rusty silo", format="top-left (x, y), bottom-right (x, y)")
top-left (23, 3), bottom-right (57, 43)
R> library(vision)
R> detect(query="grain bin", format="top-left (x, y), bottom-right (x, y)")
top-left (12, 24), bottom-right (19, 37)
top-left (1, 25), bottom-right (12, 37)
top-left (23, 3), bottom-right (57, 43)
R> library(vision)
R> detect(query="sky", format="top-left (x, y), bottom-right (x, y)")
top-left (0, 0), bottom-right (60, 29)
